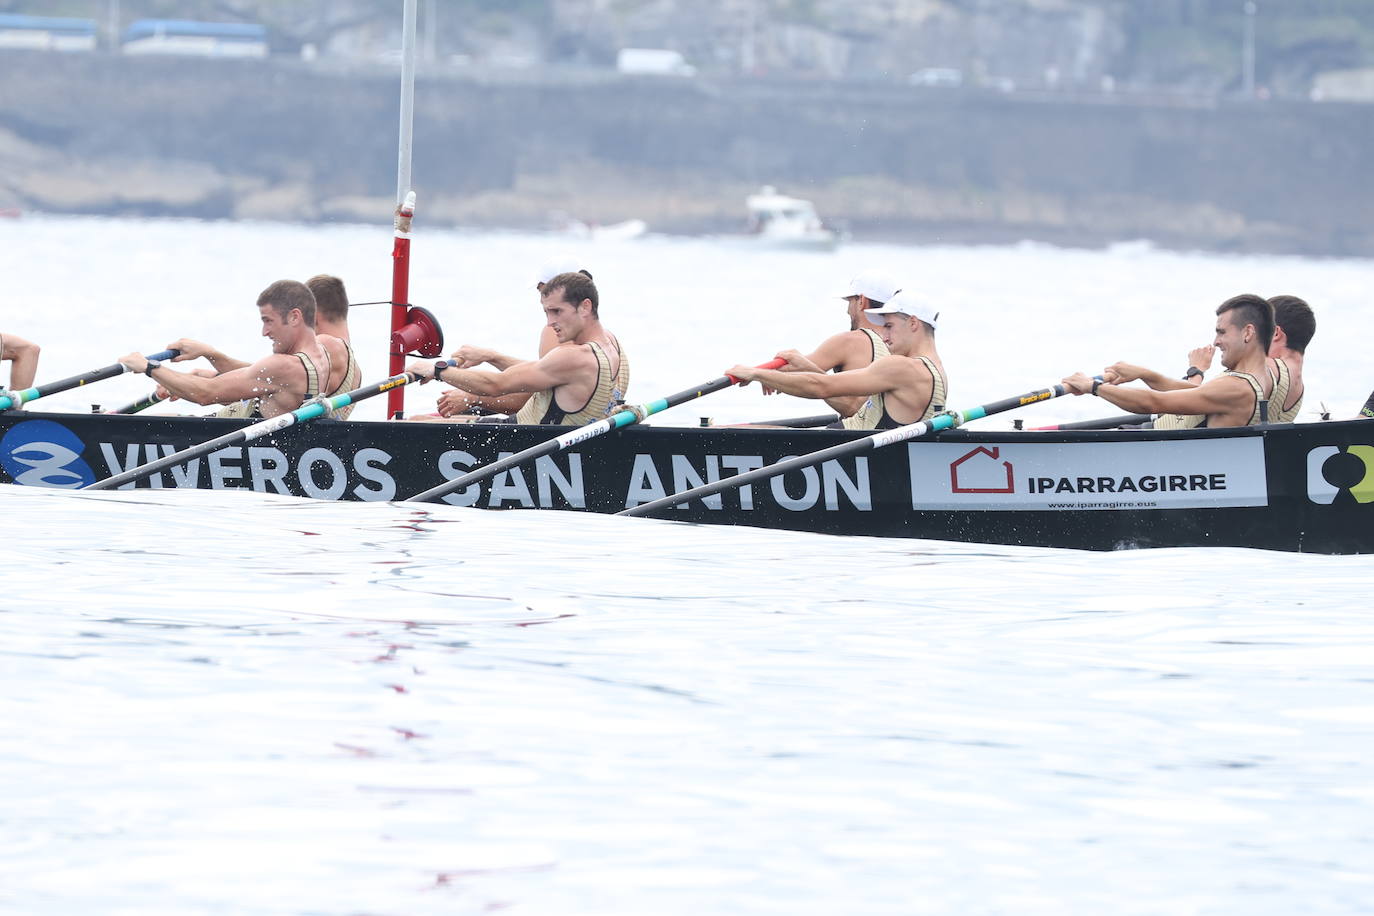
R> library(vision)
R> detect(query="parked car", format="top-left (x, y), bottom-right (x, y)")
top-left (617, 48), bottom-right (696, 77)
top-left (907, 67), bottom-right (963, 88)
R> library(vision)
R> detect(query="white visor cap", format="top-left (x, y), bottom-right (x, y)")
top-left (865, 289), bottom-right (940, 329)
top-left (840, 270), bottom-right (901, 304)
top-left (535, 254), bottom-right (583, 287)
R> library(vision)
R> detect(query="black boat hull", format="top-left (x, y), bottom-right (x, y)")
top-left (2, 410), bottom-right (1371, 553)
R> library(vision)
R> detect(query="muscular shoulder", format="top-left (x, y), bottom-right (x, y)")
top-left (812, 329), bottom-right (875, 370)
top-left (539, 342), bottom-right (597, 374)
top-left (249, 352), bottom-right (306, 383)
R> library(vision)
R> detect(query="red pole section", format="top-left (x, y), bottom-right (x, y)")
top-left (388, 194), bottom-right (415, 419)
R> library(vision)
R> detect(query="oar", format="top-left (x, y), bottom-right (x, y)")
top-left (0, 349), bottom-right (179, 411)
top-left (1030, 413), bottom-right (1150, 431)
top-left (730, 413), bottom-right (839, 428)
top-left (405, 358), bottom-right (786, 504)
top-left (618, 379), bottom-right (1091, 518)
top-left (108, 391), bottom-right (168, 415)
top-left (85, 372), bottom-right (416, 491)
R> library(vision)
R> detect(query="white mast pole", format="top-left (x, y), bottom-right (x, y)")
top-left (388, 0), bottom-right (420, 419)
top-left (397, 0), bottom-right (417, 206)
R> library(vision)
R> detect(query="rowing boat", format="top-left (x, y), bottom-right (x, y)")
top-left (2, 409), bottom-right (1370, 553)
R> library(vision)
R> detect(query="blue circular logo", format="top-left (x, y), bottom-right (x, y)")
top-left (0, 420), bottom-right (96, 488)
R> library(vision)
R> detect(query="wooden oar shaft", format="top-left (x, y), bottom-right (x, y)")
top-left (85, 373), bottom-right (414, 491)
top-left (617, 381), bottom-right (1076, 518)
top-left (405, 358), bottom-right (785, 504)
top-left (0, 349), bottom-right (179, 411)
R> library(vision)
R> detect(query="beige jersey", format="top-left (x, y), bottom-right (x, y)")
top-left (842, 355), bottom-right (947, 431)
top-left (1154, 368), bottom-right (1269, 429)
top-left (1268, 356), bottom-right (1301, 423)
top-left (215, 345), bottom-right (348, 420)
top-left (839, 328), bottom-right (892, 431)
top-left (516, 340), bottom-right (626, 426)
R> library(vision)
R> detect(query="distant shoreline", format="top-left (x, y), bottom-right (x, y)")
top-left (3, 53), bottom-right (1371, 258)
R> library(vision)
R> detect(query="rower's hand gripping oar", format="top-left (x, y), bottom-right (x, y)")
top-left (84, 372), bottom-right (418, 491)
top-left (618, 378), bottom-right (1097, 518)
top-left (405, 358), bottom-right (787, 504)
top-left (0, 349), bottom-right (180, 411)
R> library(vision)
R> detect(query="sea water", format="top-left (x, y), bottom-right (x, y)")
top-left (2, 216), bottom-right (1373, 914)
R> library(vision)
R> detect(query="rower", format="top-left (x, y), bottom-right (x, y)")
top-left (1160, 294), bottom-right (1314, 427)
top-left (0, 331), bottom-right (41, 401)
top-left (1264, 294), bottom-right (1314, 423)
top-left (406, 271), bottom-right (628, 426)
top-left (120, 279), bottom-right (352, 420)
top-left (414, 257), bottom-right (630, 421)
top-left (726, 288), bottom-right (948, 429)
top-left (1063, 294), bottom-right (1275, 428)
top-left (752, 269), bottom-right (901, 426)
top-left (306, 273), bottom-right (363, 390)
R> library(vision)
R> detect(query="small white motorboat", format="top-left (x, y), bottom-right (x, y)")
top-left (744, 186), bottom-right (842, 251)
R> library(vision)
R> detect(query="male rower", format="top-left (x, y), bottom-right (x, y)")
top-left (1063, 294), bottom-right (1274, 428)
top-left (306, 274), bottom-right (363, 392)
top-left (417, 256), bottom-right (621, 420)
top-left (763, 270), bottom-right (902, 425)
top-left (119, 279), bottom-right (352, 420)
top-left (406, 271), bottom-right (628, 425)
top-left (727, 288), bottom-right (948, 429)
top-left (1, 331), bottom-right (41, 398)
top-left (1161, 294), bottom-right (1314, 427)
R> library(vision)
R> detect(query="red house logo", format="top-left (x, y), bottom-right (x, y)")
top-left (950, 446), bottom-right (1015, 494)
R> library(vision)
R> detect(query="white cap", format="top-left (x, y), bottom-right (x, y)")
top-left (535, 253), bottom-right (582, 287)
top-left (865, 289), bottom-right (940, 329)
top-left (839, 270), bottom-right (901, 304)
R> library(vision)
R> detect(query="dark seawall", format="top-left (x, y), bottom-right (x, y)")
top-left (2, 52), bottom-right (1370, 255)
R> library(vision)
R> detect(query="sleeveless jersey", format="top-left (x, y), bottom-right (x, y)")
top-left (1268, 356), bottom-right (1301, 424)
top-left (214, 344), bottom-right (349, 419)
top-left (1154, 369), bottom-right (1269, 429)
top-left (839, 328), bottom-right (892, 430)
top-left (842, 355), bottom-right (947, 431)
top-left (516, 340), bottom-right (626, 426)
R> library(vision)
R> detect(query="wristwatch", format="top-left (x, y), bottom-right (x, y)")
top-left (144, 359), bottom-right (163, 377)
top-left (1090, 378), bottom-right (1103, 396)
top-left (1184, 366), bottom-right (1204, 380)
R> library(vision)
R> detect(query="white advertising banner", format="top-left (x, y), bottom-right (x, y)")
top-left (906, 437), bottom-right (1269, 511)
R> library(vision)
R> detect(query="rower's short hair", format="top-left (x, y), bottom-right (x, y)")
top-left (307, 275), bottom-right (348, 324)
top-left (1217, 294), bottom-right (1273, 352)
top-left (543, 271), bottom-right (599, 318)
top-left (1268, 294), bottom-right (1315, 353)
top-left (257, 279), bottom-right (317, 328)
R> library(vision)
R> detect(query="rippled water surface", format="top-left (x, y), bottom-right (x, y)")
top-left (5, 487), bottom-right (1374, 914)
top-left (3, 217), bottom-right (1374, 913)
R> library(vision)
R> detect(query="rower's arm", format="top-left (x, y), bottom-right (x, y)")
top-left (1105, 362), bottom-right (1192, 392)
top-left (166, 338), bottom-right (250, 373)
top-left (449, 343), bottom-right (533, 371)
top-left (537, 326), bottom-right (559, 358)
top-left (805, 333), bottom-right (872, 416)
top-left (2, 333), bottom-right (40, 390)
top-left (1096, 375), bottom-right (1249, 417)
top-left (123, 352), bottom-right (284, 406)
top-left (734, 357), bottom-right (905, 402)
top-left (805, 332), bottom-right (865, 372)
top-left (426, 346), bottom-right (586, 397)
